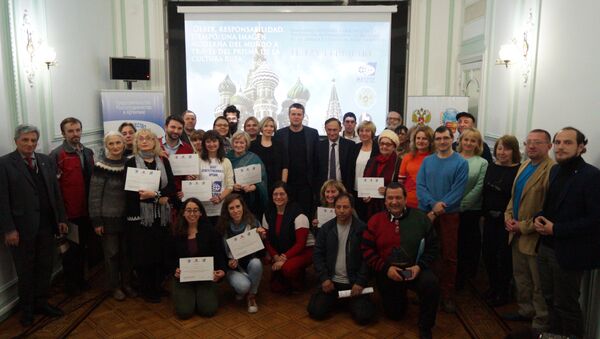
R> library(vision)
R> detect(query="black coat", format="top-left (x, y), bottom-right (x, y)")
top-left (313, 216), bottom-right (370, 286)
top-left (348, 140), bottom-right (380, 190)
top-left (169, 219), bottom-right (227, 272)
top-left (317, 137), bottom-right (354, 192)
top-left (274, 125), bottom-right (320, 191)
top-left (0, 151), bottom-right (66, 238)
top-left (539, 160), bottom-right (600, 270)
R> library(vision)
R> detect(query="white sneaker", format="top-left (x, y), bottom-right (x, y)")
top-left (247, 297), bottom-right (258, 313)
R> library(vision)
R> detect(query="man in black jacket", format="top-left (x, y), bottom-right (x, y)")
top-left (317, 117), bottom-right (354, 192)
top-left (274, 103), bottom-right (320, 215)
top-left (534, 127), bottom-right (600, 338)
top-left (307, 193), bottom-right (375, 324)
top-left (0, 124), bottom-right (68, 326)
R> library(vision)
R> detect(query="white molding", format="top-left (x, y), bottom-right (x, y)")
top-left (177, 5), bottom-right (398, 14)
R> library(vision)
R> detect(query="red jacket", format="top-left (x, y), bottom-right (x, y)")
top-left (50, 141), bottom-right (94, 219)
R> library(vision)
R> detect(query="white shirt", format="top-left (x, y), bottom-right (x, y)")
top-left (354, 149), bottom-right (371, 190)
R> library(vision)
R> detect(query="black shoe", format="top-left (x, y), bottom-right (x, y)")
top-left (501, 312), bottom-right (532, 322)
top-left (419, 328), bottom-right (433, 339)
top-left (20, 312), bottom-right (34, 327)
top-left (34, 303), bottom-right (64, 317)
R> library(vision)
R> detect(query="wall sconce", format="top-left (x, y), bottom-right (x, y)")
top-left (496, 43), bottom-right (519, 68)
top-left (40, 45), bottom-right (57, 69)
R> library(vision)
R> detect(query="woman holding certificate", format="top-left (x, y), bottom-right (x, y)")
top-left (361, 130), bottom-right (401, 219)
top-left (263, 182), bottom-right (314, 293)
top-left (348, 120), bottom-right (379, 222)
top-left (398, 126), bottom-right (435, 209)
top-left (249, 117), bottom-right (288, 193)
top-left (227, 131), bottom-right (268, 221)
top-left (171, 198), bottom-right (226, 319)
top-left (217, 194), bottom-right (266, 313)
top-left (198, 130), bottom-right (234, 226)
top-left (310, 180), bottom-right (348, 229)
top-left (125, 128), bottom-right (175, 303)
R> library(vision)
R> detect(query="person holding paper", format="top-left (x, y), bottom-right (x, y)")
top-left (398, 126), bottom-right (434, 209)
top-left (249, 117), bottom-right (288, 193)
top-left (125, 128), bottom-right (175, 303)
top-left (216, 194), bottom-right (266, 313)
top-left (263, 181), bottom-right (314, 293)
top-left (198, 130), bottom-right (234, 226)
top-left (170, 198), bottom-right (226, 319)
top-left (349, 120), bottom-right (379, 222)
top-left (159, 115), bottom-right (194, 209)
top-left (362, 129), bottom-right (401, 219)
top-left (307, 193), bottom-right (375, 325)
top-left (362, 183), bottom-right (440, 339)
top-left (89, 132), bottom-right (136, 301)
top-left (310, 180), bottom-right (348, 229)
top-left (227, 131), bottom-right (268, 221)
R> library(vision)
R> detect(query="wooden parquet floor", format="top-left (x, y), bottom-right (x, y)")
top-left (0, 265), bottom-right (526, 339)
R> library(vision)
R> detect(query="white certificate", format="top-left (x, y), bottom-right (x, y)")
top-left (317, 207), bottom-right (336, 227)
top-left (226, 230), bottom-right (265, 260)
top-left (338, 287), bottom-right (374, 299)
top-left (179, 257), bottom-right (214, 282)
top-left (357, 177), bottom-right (385, 198)
top-left (202, 201), bottom-right (222, 217)
top-left (124, 167), bottom-right (161, 192)
top-left (234, 164), bottom-right (262, 185)
top-left (169, 154), bottom-right (199, 176)
top-left (182, 180), bottom-right (212, 201)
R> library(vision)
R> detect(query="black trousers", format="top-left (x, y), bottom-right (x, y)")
top-left (10, 224), bottom-right (54, 313)
top-left (376, 269), bottom-right (440, 331)
top-left (307, 281), bottom-right (376, 325)
top-left (62, 217), bottom-right (92, 290)
top-left (537, 244), bottom-right (584, 338)
top-left (481, 215), bottom-right (512, 297)
top-left (457, 210), bottom-right (482, 285)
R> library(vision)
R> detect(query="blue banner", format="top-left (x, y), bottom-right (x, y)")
top-left (100, 90), bottom-right (165, 138)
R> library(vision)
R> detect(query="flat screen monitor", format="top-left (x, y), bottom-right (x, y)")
top-left (110, 57), bottom-right (150, 81)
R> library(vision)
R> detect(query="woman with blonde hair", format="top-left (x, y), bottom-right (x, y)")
top-left (125, 128), bottom-right (175, 303)
top-left (349, 120), bottom-right (379, 221)
top-left (310, 179), bottom-right (348, 228)
top-left (250, 116), bottom-right (288, 192)
top-left (456, 128), bottom-right (488, 289)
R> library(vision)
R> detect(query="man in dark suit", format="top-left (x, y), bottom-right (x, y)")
top-left (534, 127), bottom-right (600, 338)
top-left (317, 118), bottom-right (354, 192)
top-left (0, 124), bottom-right (68, 326)
top-left (274, 103), bottom-right (320, 215)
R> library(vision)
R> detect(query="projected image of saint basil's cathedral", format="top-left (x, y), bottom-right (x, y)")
top-left (213, 32), bottom-right (342, 128)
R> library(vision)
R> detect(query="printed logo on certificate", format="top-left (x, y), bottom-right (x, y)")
top-left (357, 177), bottom-right (385, 198)
top-left (317, 207), bottom-right (336, 227)
top-left (169, 154), bottom-right (199, 176)
top-left (234, 164), bottom-right (262, 185)
top-left (226, 230), bottom-right (265, 259)
top-left (182, 180), bottom-right (212, 201)
top-left (124, 167), bottom-right (161, 192)
top-left (179, 257), bottom-right (214, 282)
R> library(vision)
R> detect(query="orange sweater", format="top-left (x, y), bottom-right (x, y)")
top-left (399, 151), bottom-right (430, 208)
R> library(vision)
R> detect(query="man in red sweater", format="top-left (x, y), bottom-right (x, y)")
top-left (362, 182), bottom-right (440, 339)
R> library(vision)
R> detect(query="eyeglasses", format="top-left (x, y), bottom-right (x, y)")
top-left (214, 123), bottom-right (229, 128)
top-left (184, 208), bottom-right (201, 214)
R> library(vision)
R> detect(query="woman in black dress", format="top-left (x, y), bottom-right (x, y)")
top-left (250, 116), bottom-right (288, 192)
top-left (481, 135), bottom-right (521, 306)
top-left (125, 128), bottom-right (175, 303)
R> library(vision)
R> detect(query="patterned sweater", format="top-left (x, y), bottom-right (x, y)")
top-left (88, 156), bottom-right (127, 233)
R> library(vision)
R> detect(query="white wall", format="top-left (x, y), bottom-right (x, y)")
top-left (531, 0), bottom-right (600, 167)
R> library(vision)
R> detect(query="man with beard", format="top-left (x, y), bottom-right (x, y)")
top-left (223, 105), bottom-right (240, 137)
top-left (50, 117), bottom-right (95, 295)
top-left (180, 110), bottom-right (196, 145)
top-left (534, 127), bottom-right (600, 338)
top-left (160, 115), bottom-right (193, 206)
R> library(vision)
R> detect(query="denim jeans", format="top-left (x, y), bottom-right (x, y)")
top-left (226, 257), bottom-right (263, 295)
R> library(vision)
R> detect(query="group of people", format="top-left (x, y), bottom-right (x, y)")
top-left (1, 104), bottom-right (598, 339)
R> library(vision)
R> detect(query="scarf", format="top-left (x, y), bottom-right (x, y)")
top-left (134, 154), bottom-right (171, 227)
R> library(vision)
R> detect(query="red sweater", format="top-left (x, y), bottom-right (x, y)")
top-left (399, 151), bottom-right (430, 208)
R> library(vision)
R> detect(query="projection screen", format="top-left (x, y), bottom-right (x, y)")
top-left (179, 6), bottom-right (396, 133)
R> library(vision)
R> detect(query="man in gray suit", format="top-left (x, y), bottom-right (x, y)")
top-left (0, 124), bottom-right (68, 326)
